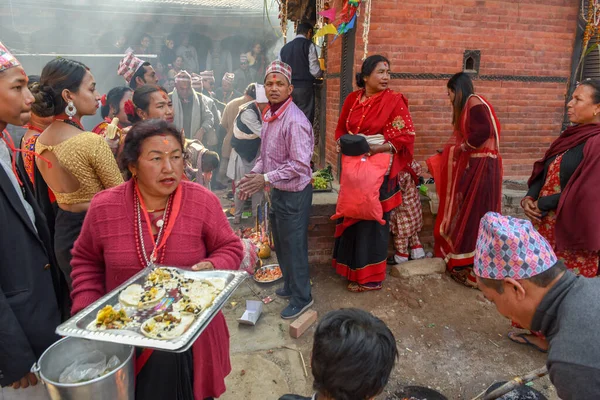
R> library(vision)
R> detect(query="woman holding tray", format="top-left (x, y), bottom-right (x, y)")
top-left (70, 119), bottom-right (243, 399)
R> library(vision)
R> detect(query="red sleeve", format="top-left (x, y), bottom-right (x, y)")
top-left (384, 94), bottom-right (415, 169)
top-left (70, 200), bottom-right (107, 315)
top-left (202, 193), bottom-right (244, 271)
top-left (335, 91), bottom-right (359, 140)
top-left (466, 104), bottom-right (493, 149)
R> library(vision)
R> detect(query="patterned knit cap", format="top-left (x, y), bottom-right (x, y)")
top-left (474, 212), bottom-right (558, 280)
top-left (200, 70), bottom-right (214, 79)
top-left (174, 70), bottom-right (192, 82)
top-left (117, 52), bottom-right (145, 84)
top-left (0, 42), bottom-right (20, 73)
top-left (222, 72), bottom-right (235, 83)
top-left (265, 60), bottom-right (292, 84)
top-left (240, 54), bottom-right (248, 63)
top-left (190, 73), bottom-right (203, 88)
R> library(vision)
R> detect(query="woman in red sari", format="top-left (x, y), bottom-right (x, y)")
top-left (433, 72), bottom-right (502, 287)
top-left (332, 55), bottom-right (415, 292)
top-left (510, 79), bottom-right (600, 352)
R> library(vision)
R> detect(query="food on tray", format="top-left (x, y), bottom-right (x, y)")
top-left (145, 267), bottom-right (183, 289)
top-left (258, 243), bottom-right (271, 259)
top-left (92, 305), bottom-right (132, 330)
top-left (254, 265), bottom-right (282, 282)
top-left (119, 284), bottom-right (166, 309)
top-left (141, 312), bottom-right (194, 340)
top-left (172, 298), bottom-right (203, 315)
top-left (181, 280), bottom-right (218, 309)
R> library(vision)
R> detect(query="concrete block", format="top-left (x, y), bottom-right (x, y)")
top-left (289, 310), bottom-right (318, 339)
top-left (390, 257), bottom-right (446, 278)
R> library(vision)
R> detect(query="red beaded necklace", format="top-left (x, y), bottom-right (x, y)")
top-left (54, 113), bottom-right (84, 130)
top-left (345, 89), bottom-right (386, 134)
top-left (23, 123), bottom-right (45, 134)
top-left (262, 97), bottom-right (293, 123)
top-left (133, 182), bottom-right (173, 267)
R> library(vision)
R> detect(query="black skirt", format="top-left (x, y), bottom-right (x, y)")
top-left (135, 349), bottom-right (194, 400)
top-left (333, 176), bottom-right (398, 285)
top-left (54, 208), bottom-right (86, 291)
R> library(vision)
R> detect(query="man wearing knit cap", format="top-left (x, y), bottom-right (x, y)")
top-left (170, 70), bottom-right (214, 143)
top-left (239, 61), bottom-right (314, 319)
top-left (117, 52), bottom-right (157, 90)
top-left (199, 70), bottom-right (215, 97)
top-left (234, 54), bottom-right (258, 94)
top-left (475, 212), bottom-right (600, 399)
top-left (0, 42), bottom-right (62, 398)
top-left (215, 72), bottom-right (241, 106)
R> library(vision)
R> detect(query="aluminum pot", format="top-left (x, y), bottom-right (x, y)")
top-left (31, 337), bottom-right (134, 400)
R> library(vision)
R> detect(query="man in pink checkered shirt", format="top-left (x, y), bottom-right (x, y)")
top-left (238, 60), bottom-right (314, 319)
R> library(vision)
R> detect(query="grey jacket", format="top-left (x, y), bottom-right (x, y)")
top-left (531, 268), bottom-right (600, 400)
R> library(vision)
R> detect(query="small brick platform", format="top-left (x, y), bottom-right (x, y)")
top-left (307, 182), bottom-right (527, 266)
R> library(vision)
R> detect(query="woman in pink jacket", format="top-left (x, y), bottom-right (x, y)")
top-left (70, 119), bottom-right (243, 400)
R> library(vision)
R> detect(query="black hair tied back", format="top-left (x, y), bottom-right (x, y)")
top-left (30, 82), bottom-right (57, 118)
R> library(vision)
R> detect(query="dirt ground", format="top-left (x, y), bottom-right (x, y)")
top-left (218, 191), bottom-right (557, 400)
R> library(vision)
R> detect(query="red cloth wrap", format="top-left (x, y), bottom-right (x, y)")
top-left (433, 95), bottom-right (503, 269)
top-left (532, 124), bottom-right (600, 251)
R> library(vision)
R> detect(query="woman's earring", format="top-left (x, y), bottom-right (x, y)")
top-left (65, 101), bottom-right (77, 120)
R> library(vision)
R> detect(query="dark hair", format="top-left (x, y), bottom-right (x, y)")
top-left (297, 22), bottom-right (314, 35)
top-left (245, 83), bottom-right (257, 99)
top-left (128, 84), bottom-right (167, 123)
top-left (30, 58), bottom-right (90, 118)
top-left (478, 260), bottom-right (567, 294)
top-left (101, 86), bottom-right (133, 119)
top-left (355, 55), bottom-right (390, 88)
top-left (130, 62), bottom-right (152, 90)
top-left (201, 150), bottom-right (220, 172)
top-left (447, 72), bottom-right (475, 129)
top-left (118, 119), bottom-right (184, 180)
top-left (311, 308), bottom-right (397, 400)
top-left (579, 78), bottom-right (600, 104)
top-left (28, 75), bottom-right (41, 86)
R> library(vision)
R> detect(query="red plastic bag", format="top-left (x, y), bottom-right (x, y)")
top-left (331, 153), bottom-right (391, 225)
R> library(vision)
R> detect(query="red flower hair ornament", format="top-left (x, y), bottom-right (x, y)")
top-left (123, 99), bottom-right (136, 116)
top-left (100, 94), bottom-right (107, 107)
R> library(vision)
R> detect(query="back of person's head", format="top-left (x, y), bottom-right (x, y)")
top-left (447, 72), bottom-right (475, 128)
top-left (311, 308), bottom-right (397, 400)
top-left (297, 22), bottom-right (314, 36)
top-left (30, 58), bottom-right (89, 117)
top-left (101, 86), bottom-right (133, 119)
top-left (201, 150), bottom-right (220, 172)
top-left (245, 83), bottom-right (257, 99)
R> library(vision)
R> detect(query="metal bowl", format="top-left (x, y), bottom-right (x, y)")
top-left (253, 264), bottom-right (283, 284)
top-left (389, 386), bottom-right (448, 400)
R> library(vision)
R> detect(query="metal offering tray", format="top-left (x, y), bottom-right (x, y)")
top-left (57, 265), bottom-right (248, 352)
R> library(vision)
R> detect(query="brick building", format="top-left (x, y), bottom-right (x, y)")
top-left (318, 0), bottom-right (583, 179)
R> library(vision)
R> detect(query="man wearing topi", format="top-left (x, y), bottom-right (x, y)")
top-left (238, 61), bottom-right (314, 320)
top-left (475, 212), bottom-right (600, 399)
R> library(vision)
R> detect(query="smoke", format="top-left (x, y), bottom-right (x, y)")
top-left (0, 0), bottom-right (280, 129)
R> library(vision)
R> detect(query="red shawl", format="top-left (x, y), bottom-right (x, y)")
top-left (335, 88), bottom-right (415, 179)
top-left (537, 124), bottom-right (600, 251)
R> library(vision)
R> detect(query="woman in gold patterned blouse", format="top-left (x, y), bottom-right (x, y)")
top-left (31, 58), bottom-right (123, 291)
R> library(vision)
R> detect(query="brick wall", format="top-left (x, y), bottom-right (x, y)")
top-left (323, 0), bottom-right (579, 179)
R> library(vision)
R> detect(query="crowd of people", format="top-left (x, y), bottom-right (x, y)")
top-left (1, 17), bottom-right (600, 400)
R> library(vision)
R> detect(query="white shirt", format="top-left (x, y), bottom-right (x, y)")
top-left (278, 35), bottom-right (323, 79)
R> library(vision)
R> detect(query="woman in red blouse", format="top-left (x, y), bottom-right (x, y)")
top-left (70, 119), bottom-right (243, 399)
top-left (433, 72), bottom-right (502, 287)
top-left (332, 55), bottom-right (416, 292)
